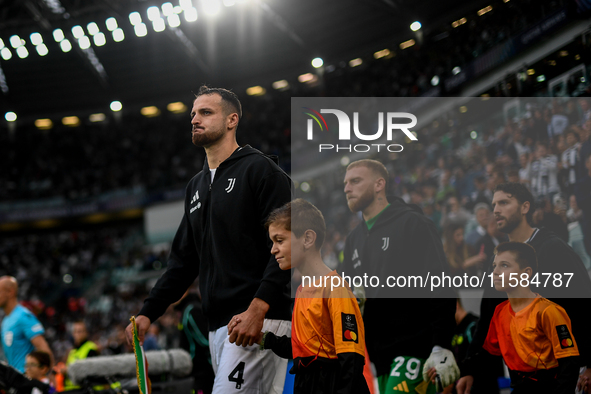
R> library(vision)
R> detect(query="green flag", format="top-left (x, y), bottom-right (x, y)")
top-left (130, 316), bottom-right (151, 394)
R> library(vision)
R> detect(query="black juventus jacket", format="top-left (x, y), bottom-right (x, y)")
top-left (139, 145), bottom-right (292, 330)
top-left (340, 198), bottom-right (456, 377)
top-left (463, 227), bottom-right (591, 376)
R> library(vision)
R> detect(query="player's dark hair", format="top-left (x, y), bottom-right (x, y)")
top-left (494, 242), bottom-right (538, 275)
top-left (27, 351), bottom-right (51, 369)
top-left (194, 85), bottom-right (242, 120)
top-left (265, 199), bottom-right (326, 250)
top-left (347, 159), bottom-right (389, 188)
top-left (493, 182), bottom-right (534, 224)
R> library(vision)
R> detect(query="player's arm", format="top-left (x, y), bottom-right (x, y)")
top-left (260, 331), bottom-right (292, 359)
top-left (128, 201), bottom-right (200, 345)
top-left (31, 335), bottom-right (54, 368)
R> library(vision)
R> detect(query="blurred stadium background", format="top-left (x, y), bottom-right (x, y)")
top-left (1, 0), bottom-right (591, 388)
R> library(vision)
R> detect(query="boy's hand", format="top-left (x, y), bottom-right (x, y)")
top-left (422, 347), bottom-right (460, 392)
top-left (456, 375), bottom-right (474, 394)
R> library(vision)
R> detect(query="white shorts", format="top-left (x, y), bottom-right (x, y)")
top-left (209, 319), bottom-right (291, 394)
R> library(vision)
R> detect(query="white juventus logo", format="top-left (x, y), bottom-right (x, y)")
top-left (381, 237), bottom-right (389, 251)
top-left (225, 178), bottom-right (236, 193)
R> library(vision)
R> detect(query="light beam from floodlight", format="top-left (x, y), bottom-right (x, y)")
top-left (311, 57), bottom-right (323, 68)
top-left (94, 33), bottom-right (106, 46)
top-left (410, 21), bottom-right (421, 31)
top-left (60, 39), bottom-right (72, 52)
top-left (30, 33), bottom-right (43, 45)
top-left (134, 23), bottom-right (148, 37)
top-left (72, 25), bottom-right (84, 39)
top-left (106, 17), bottom-right (118, 31)
top-left (113, 29), bottom-right (125, 42)
top-left (203, 0), bottom-right (221, 16)
top-left (53, 29), bottom-right (65, 42)
top-left (110, 101), bottom-right (122, 112)
top-left (5, 112), bottom-right (17, 122)
top-left (129, 12), bottom-right (142, 25)
top-left (168, 14), bottom-right (181, 27)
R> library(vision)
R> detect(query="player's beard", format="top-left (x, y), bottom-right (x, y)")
top-left (347, 187), bottom-right (375, 213)
top-left (497, 209), bottom-right (522, 234)
top-left (192, 126), bottom-right (225, 148)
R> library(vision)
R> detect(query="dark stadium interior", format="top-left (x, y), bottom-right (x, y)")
top-left (1, 0), bottom-right (591, 391)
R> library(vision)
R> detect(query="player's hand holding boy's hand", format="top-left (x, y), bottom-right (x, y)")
top-left (422, 347), bottom-right (460, 392)
top-left (228, 298), bottom-right (268, 347)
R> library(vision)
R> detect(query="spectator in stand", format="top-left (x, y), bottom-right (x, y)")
top-left (532, 197), bottom-right (569, 243)
top-left (442, 196), bottom-right (471, 229)
top-left (468, 176), bottom-right (491, 211)
top-left (566, 195), bottom-right (591, 269)
top-left (465, 203), bottom-right (491, 248)
top-left (475, 216), bottom-right (508, 263)
top-left (443, 223), bottom-right (487, 276)
top-left (560, 129), bottom-right (580, 195)
top-left (530, 143), bottom-right (559, 198)
top-left (575, 154), bottom-right (591, 258)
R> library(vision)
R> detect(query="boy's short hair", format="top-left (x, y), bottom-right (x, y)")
top-left (27, 350), bottom-right (51, 369)
top-left (494, 242), bottom-right (538, 275)
top-left (347, 159), bottom-right (389, 186)
top-left (265, 199), bottom-right (326, 249)
top-left (493, 183), bottom-right (535, 224)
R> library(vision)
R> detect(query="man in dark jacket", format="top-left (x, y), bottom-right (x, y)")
top-left (341, 159), bottom-right (457, 394)
top-left (126, 86), bottom-right (292, 393)
top-left (457, 183), bottom-right (591, 394)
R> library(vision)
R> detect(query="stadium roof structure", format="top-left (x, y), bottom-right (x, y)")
top-left (0, 0), bottom-right (489, 118)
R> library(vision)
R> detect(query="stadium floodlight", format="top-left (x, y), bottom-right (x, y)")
top-left (9, 35), bottom-right (22, 48)
top-left (60, 39), bottom-right (72, 52)
top-left (106, 17), bottom-right (118, 31)
top-left (78, 36), bottom-right (91, 49)
top-left (246, 86), bottom-right (266, 96)
top-left (349, 58), bottom-right (362, 67)
top-left (168, 14), bottom-right (181, 27)
top-left (35, 119), bottom-right (53, 130)
top-left (184, 7), bottom-right (198, 22)
top-left (399, 39), bottom-right (415, 49)
top-left (0, 38), bottom-right (4, 48)
top-left (36, 44), bottom-right (49, 56)
top-left (1, 47), bottom-right (12, 59)
top-left (167, 102), bottom-right (187, 113)
top-left (0, 48), bottom-right (11, 60)
top-left (16, 46), bottom-right (29, 59)
top-left (113, 28), bottom-right (125, 42)
top-left (89, 113), bottom-right (106, 122)
top-left (147, 6), bottom-right (161, 21)
top-left (110, 101), bottom-right (123, 112)
top-left (62, 116), bottom-right (80, 126)
top-left (431, 75), bottom-right (440, 86)
top-left (30, 33), bottom-right (43, 45)
top-left (53, 29), bottom-right (65, 42)
top-left (94, 33), bottom-right (106, 46)
top-left (134, 23), bottom-right (148, 37)
top-left (311, 57), bottom-right (323, 68)
top-left (410, 21), bottom-right (421, 31)
top-left (141, 106), bottom-right (161, 117)
top-left (180, 0), bottom-right (193, 10)
top-left (5, 112), bottom-right (17, 122)
top-left (203, 0), bottom-right (221, 16)
top-left (72, 25), bottom-right (85, 39)
top-left (87, 22), bottom-right (100, 35)
top-left (452, 66), bottom-right (461, 75)
top-left (536, 75), bottom-right (546, 83)
top-left (373, 49), bottom-right (390, 59)
top-left (298, 73), bottom-right (314, 83)
top-left (173, 5), bottom-right (183, 13)
top-left (272, 80), bottom-right (289, 90)
top-left (153, 18), bottom-right (166, 32)
top-left (129, 12), bottom-right (142, 25)
top-left (162, 2), bottom-right (174, 16)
